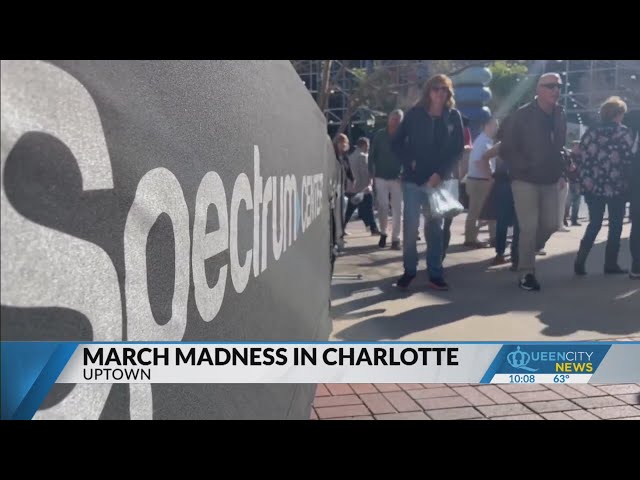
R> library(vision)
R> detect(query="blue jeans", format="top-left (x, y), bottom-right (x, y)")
top-left (494, 180), bottom-right (519, 261)
top-left (402, 182), bottom-right (444, 280)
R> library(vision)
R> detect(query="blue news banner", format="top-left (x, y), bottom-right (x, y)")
top-left (2, 341), bottom-right (639, 420)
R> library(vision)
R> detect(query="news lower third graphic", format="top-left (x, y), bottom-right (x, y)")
top-left (2, 341), bottom-right (639, 420)
top-left (480, 344), bottom-right (615, 384)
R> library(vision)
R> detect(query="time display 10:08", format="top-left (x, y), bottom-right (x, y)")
top-left (509, 374), bottom-right (536, 383)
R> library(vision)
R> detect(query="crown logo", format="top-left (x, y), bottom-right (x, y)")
top-left (507, 346), bottom-right (538, 372)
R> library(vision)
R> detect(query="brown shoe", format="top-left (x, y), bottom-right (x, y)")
top-left (490, 255), bottom-right (507, 266)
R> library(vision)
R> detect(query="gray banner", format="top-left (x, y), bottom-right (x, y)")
top-left (1, 60), bottom-right (335, 419)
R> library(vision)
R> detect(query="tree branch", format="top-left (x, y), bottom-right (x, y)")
top-left (316, 60), bottom-right (333, 112)
top-left (335, 96), bottom-right (364, 138)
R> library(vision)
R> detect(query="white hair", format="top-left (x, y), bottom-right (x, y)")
top-left (537, 72), bottom-right (562, 86)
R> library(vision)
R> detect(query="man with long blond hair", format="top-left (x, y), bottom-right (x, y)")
top-left (391, 74), bottom-right (464, 290)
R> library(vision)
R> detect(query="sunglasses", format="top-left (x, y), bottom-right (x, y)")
top-left (541, 83), bottom-right (562, 90)
top-left (431, 86), bottom-right (449, 93)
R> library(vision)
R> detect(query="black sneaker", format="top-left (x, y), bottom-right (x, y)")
top-left (519, 274), bottom-right (541, 291)
top-left (428, 278), bottom-right (449, 291)
top-left (395, 273), bottom-right (415, 289)
top-left (574, 261), bottom-right (586, 276)
top-left (390, 240), bottom-right (401, 250)
top-left (378, 234), bottom-right (387, 248)
top-left (571, 221), bottom-right (581, 226)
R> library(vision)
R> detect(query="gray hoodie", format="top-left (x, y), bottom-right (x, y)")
top-left (346, 147), bottom-right (371, 194)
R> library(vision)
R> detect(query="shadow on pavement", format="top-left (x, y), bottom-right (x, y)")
top-left (338, 243), bottom-right (383, 256)
top-left (331, 238), bottom-right (639, 341)
top-left (357, 243), bottom-right (485, 268)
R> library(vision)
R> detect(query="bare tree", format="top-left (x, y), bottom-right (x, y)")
top-left (316, 60), bottom-right (333, 112)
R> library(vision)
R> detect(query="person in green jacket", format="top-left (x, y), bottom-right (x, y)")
top-left (369, 109), bottom-right (404, 249)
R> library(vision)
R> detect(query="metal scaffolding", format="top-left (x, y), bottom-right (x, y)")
top-left (526, 60), bottom-right (640, 126)
top-left (294, 60), bottom-right (640, 135)
top-left (292, 60), bottom-right (431, 135)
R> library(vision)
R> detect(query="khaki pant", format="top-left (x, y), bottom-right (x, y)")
top-left (374, 177), bottom-right (402, 242)
top-left (512, 180), bottom-right (560, 274)
top-left (558, 180), bottom-right (569, 229)
top-left (464, 177), bottom-right (496, 243)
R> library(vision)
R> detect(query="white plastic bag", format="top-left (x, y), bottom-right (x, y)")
top-left (349, 185), bottom-right (372, 206)
top-left (424, 182), bottom-right (464, 220)
top-left (443, 179), bottom-right (459, 200)
top-left (350, 192), bottom-right (364, 205)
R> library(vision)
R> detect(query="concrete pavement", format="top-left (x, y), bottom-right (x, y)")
top-left (315, 210), bottom-right (640, 420)
top-left (330, 212), bottom-right (639, 342)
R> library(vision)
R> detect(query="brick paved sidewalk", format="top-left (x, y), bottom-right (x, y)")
top-left (310, 383), bottom-right (640, 420)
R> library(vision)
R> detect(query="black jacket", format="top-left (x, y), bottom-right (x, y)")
top-left (334, 148), bottom-right (354, 190)
top-left (391, 104), bottom-right (464, 185)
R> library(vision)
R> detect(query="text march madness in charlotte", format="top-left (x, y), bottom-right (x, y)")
top-left (80, 345), bottom-right (460, 381)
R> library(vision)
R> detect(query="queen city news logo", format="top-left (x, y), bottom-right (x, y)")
top-left (506, 346), bottom-right (594, 373)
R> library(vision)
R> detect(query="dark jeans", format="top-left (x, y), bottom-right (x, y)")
top-left (631, 185), bottom-right (640, 272)
top-left (580, 193), bottom-right (626, 267)
top-left (442, 217), bottom-right (452, 261)
top-left (565, 183), bottom-right (581, 223)
top-left (344, 192), bottom-right (377, 231)
top-left (330, 207), bottom-right (337, 277)
top-left (494, 180), bottom-right (519, 262)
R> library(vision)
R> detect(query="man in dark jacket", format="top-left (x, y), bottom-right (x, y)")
top-left (391, 74), bottom-right (464, 290)
top-left (500, 73), bottom-right (567, 291)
